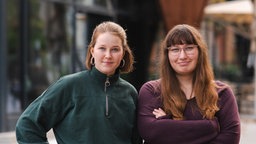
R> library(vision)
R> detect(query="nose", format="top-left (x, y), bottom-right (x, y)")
top-left (105, 50), bottom-right (112, 58)
top-left (178, 48), bottom-right (187, 58)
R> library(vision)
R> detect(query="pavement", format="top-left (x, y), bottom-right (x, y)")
top-left (0, 129), bottom-right (57, 144)
top-left (0, 115), bottom-right (255, 144)
top-left (239, 115), bottom-right (256, 144)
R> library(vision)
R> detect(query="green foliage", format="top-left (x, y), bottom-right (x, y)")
top-left (215, 64), bottom-right (242, 82)
top-left (7, 0), bottom-right (46, 54)
top-left (7, 0), bottom-right (19, 54)
top-left (29, 0), bottom-right (46, 50)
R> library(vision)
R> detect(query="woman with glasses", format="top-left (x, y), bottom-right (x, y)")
top-left (137, 24), bottom-right (240, 144)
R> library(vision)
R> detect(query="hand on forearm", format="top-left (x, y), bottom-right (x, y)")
top-left (152, 108), bottom-right (166, 118)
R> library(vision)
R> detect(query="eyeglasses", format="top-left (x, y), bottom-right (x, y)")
top-left (166, 45), bottom-right (198, 56)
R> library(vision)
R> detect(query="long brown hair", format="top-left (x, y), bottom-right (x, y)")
top-left (160, 24), bottom-right (219, 120)
top-left (85, 21), bottom-right (134, 73)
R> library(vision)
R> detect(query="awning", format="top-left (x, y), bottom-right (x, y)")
top-left (204, 0), bottom-right (253, 24)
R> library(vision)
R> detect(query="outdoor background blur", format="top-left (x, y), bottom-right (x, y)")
top-left (0, 0), bottom-right (256, 143)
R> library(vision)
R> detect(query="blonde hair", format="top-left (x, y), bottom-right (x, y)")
top-left (85, 21), bottom-right (134, 73)
top-left (160, 24), bottom-right (219, 120)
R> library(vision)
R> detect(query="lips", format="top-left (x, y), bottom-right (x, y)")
top-left (103, 61), bottom-right (114, 65)
top-left (178, 61), bottom-right (190, 66)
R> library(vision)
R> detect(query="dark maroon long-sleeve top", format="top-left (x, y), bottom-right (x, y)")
top-left (137, 80), bottom-right (240, 144)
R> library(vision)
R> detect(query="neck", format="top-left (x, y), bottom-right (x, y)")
top-left (176, 74), bottom-right (193, 86)
top-left (176, 74), bottom-right (194, 100)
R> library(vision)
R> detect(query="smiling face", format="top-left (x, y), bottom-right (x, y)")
top-left (90, 32), bottom-right (124, 76)
top-left (168, 44), bottom-right (199, 76)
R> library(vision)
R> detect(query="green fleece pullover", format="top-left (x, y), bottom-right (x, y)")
top-left (16, 67), bottom-right (141, 144)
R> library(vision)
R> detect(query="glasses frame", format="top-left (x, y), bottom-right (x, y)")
top-left (166, 44), bottom-right (198, 56)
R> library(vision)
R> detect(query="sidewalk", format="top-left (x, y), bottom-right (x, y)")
top-left (0, 129), bottom-right (57, 144)
top-left (240, 115), bottom-right (256, 144)
top-left (0, 116), bottom-right (255, 144)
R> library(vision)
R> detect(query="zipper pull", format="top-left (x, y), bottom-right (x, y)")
top-left (105, 77), bottom-right (110, 116)
top-left (106, 95), bottom-right (109, 116)
top-left (104, 77), bottom-right (110, 92)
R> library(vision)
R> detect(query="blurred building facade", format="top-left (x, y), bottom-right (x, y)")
top-left (203, 0), bottom-right (256, 115)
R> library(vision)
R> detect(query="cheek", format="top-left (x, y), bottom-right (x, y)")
top-left (115, 53), bottom-right (124, 60)
top-left (192, 53), bottom-right (199, 62)
top-left (191, 55), bottom-right (199, 69)
top-left (168, 55), bottom-right (176, 65)
top-left (194, 50), bottom-right (199, 59)
top-left (169, 60), bottom-right (176, 69)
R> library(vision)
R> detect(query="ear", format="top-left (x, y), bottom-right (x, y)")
top-left (90, 47), bottom-right (94, 57)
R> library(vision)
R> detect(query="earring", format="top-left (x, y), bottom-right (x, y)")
top-left (120, 59), bottom-right (125, 68)
top-left (90, 57), bottom-right (95, 65)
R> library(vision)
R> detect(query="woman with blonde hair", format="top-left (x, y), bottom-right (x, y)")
top-left (16, 21), bottom-right (142, 144)
top-left (138, 24), bottom-right (240, 144)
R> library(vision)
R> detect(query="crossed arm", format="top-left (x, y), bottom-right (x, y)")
top-left (137, 82), bottom-right (219, 144)
top-left (138, 81), bottom-right (240, 144)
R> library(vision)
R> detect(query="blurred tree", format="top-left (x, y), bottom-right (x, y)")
top-left (7, 0), bottom-right (19, 55)
top-left (44, 2), bottom-right (68, 73)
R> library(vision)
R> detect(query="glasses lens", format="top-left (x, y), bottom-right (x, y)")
top-left (169, 45), bottom-right (196, 56)
top-left (185, 46), bottom-right (195, 54)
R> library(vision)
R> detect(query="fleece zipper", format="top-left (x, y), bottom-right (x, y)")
top-left (104, 77), bottom-right (110, 117)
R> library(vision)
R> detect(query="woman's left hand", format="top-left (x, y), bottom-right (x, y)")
top-left (152, 108), bottom-right (166, 118)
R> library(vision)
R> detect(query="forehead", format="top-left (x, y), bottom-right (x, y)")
top-left (172, 44), bottom-right (194, 47)
top-left (167, 28), bottom-right (196, 46)
top-left (96, 32), bottom-right (122, 45)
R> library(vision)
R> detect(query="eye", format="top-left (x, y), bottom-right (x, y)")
top-left (185, 46), bottom-right (194, 51)
top-left (111, 47), bottom-right (120, 52)
top-left (98, 47), bottom-right (106, 51)
top-left (170, 47), bottom-right (180, 53)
